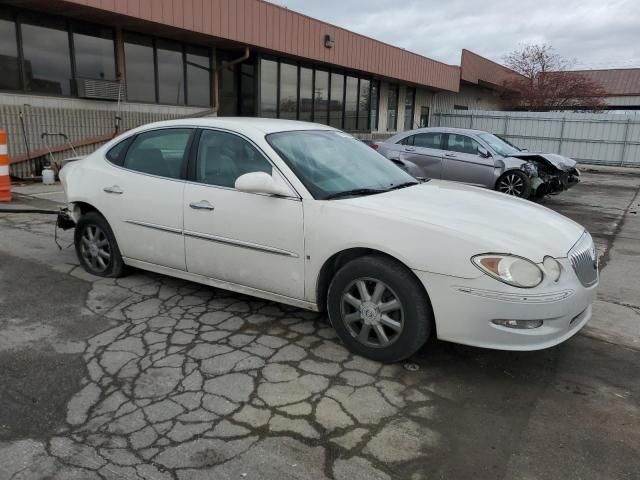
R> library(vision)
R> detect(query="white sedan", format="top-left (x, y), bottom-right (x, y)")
top-left (60, 118), bottom-right (598, 363)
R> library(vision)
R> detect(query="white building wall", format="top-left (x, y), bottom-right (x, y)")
top-left (431, 83), bottom-right (504, 113)
top-left (603, 95), bottom-right (640, 107)
top-left (371, 81), bottom-right (504, 136)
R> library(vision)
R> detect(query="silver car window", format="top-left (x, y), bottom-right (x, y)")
top-left (413, 132), bottom-right (442, 149)
top-left (446, 133), bottom-right (482, 155)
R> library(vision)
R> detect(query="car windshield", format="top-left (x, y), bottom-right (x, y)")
top-left (267, 130), bottom-right (417, 199)
top-left (478, 133), bottom-right (521, 157)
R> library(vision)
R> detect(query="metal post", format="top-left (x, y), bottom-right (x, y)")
top-left (469, 112), bottom-right (474, 129)
top-left (558, 117), bottom-right (567, 155)
top-left (620, 118), bottom-right (631, 167)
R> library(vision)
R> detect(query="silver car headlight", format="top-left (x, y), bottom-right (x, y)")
top-left (472, 254), bottom-right (543, 288)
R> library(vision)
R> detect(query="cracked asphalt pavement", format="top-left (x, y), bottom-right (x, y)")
top-left (0, 169), bottom-right (639, 480)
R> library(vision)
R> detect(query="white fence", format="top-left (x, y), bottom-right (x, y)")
top-left (432, 110), bottom-right (640, 167)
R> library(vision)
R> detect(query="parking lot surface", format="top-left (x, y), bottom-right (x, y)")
top-left (1, 169), bottom-right (639, 480)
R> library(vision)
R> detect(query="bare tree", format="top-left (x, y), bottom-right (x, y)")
top-left (502, 44), bottom-right (606, 111)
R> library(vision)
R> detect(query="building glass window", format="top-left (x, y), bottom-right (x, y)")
top-left (279, 62), bottom-right (298, 120)
top-left (370, 80), bottom-right (379, 131)
top-left (186, 45), bottom-right (211, 107)
top-left (344, 76), bottom-right (358, 131)
top-left (314, 70), bottom-right (329, 125)
top-left (0, 10), bottom-right (20, 90)
top-left (404, 87), bottom-right (415, 131)
top-left (387, 84), bottom-right (399, 131)
top-left (260, 58), bottom-right (278, 118)
top-left (357, 79), bottom-right (371, 131)
top-left (20, 15), bottom-right (72, 95)
top-left (157, 39), bottom-right (185, 105)
top-left (299, 67), bottom-right (313, 122)
top-left (239, 61), bottom-right (256, 116)
top-left (257, 56), bottom-right (372, 131)
top-left (329, 73), bottom-right (344, 129)
top-left (124, 33), bottom-right (156, 103)
top-left (73, 24), bottom-right (116, 81)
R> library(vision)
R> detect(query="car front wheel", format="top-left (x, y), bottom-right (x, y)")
top-left (327, 255), bottom-right (433, 363)
top-left (75, 211), bottom-right (125, 278)
top-left (496, 170), bottom-right (531, 199)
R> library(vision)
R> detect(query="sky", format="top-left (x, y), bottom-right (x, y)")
top-left (268, 0), bottom-right (640, 70)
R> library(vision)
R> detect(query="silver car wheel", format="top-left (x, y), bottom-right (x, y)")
top-left (497, 173), bottom-right (525, 196)
top-left (80, 225), bottom-right (111, 273)
top-left (340, 278), bottom-right (404, 348)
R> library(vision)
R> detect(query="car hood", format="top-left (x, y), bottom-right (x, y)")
top-left (343, 180), bottom-right (585, 261)
top-left (508, 153), bottom-right (577, 171)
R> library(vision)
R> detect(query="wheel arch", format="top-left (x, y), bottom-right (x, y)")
top-left (315, 247), bottom-right (433, 318)
top-left (69, 201), bottom-right (106, 222)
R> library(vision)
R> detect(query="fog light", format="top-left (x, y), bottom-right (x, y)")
top-left (492, 319), bottom-right (544, 329)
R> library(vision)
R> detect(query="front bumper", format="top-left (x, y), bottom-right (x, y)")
top-left (414, 261), bottom-right (597, 351)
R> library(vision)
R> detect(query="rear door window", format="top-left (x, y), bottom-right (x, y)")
top-left (413, 132), bottom-right (443, 149)
top-left (123, 128), bottom-right (193, 179)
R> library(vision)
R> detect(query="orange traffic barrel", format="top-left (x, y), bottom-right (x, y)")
top-left (0, 129), bottom-right (11, 202)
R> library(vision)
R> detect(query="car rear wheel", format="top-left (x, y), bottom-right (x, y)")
top-left (496, 170), bottom-right (531, 199)
top-left (75, 211), bottom-right (125, 278)
top-left (327, 255), bottom-right (432, 363)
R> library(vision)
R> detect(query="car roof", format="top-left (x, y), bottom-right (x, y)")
top-left (383, 126), bottom-right (491, 144)
top-left (406, 127), bottom-right (488, 135)
top-left (128, 117), bottom-right (337, 136)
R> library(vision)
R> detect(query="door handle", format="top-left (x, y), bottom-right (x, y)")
top-left (189, 200), bottom-right (215, 211)
top-left (103, 185), bottom-right (123, 194)
top-left (444, 153), bottom-right (457, 158)
top-left (404, 147), bottom-right (416, 152)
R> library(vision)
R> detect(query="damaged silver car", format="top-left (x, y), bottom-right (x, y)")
top-left (373, 127), bottom-right (580, 200)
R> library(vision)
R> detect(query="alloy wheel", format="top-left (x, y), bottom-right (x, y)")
top-left (340, 278), bottom-right (404, 348)
top-left (80, 224), bottom-right (111, 273)
top-left (497, 173), bottom-right (525, 196)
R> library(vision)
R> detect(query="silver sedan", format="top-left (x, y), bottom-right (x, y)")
top-left (374, 127), bottom-right (580, 200)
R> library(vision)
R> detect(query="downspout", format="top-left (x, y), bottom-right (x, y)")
top-left (214, 47), bottom-right (250, 114)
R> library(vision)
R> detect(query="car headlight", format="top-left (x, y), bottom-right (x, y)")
top-left (472, 254), bottom-right (543, 288)
top-left (542, 256), bottom-right (562, 282)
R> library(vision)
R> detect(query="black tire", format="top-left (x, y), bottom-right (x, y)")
top-left (327, 255), bottom-right (433, 363)
top-left (75, 211), bottom-right (125, 278)
top-left (495, 170), bottom-right (531, 199)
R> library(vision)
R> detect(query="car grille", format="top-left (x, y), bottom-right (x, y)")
top-left (568, 232), bottom-right (598, 287)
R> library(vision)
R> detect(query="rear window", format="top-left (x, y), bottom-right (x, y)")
top-left (122, 128), bottom-right (192, 179)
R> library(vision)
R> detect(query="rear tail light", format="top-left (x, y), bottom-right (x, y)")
top-left (370, 143), bottom-right (379, 150)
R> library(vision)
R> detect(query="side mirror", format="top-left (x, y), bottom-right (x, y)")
top-left (235, 171), bottom-right (293, 197)
top-left (478, 146), bottom-right (491, 158)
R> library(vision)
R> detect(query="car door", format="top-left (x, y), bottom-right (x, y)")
top-left (440, 133), bottom-right (496, 187)
top-left (408, 132), bottom-right (445, 179)
top-left (99, 127), bottom-right (193, 270)
top-left (183, 129), bottom-right (305, 300)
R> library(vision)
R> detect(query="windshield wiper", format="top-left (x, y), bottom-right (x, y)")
top-left (384, 181), bottom-right (419, 192)
top-left (324, 188), bottom-right (385, 200)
